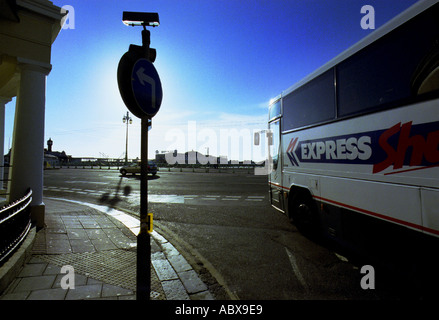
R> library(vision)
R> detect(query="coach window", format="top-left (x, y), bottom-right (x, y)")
top-left (282, 69), bottom-right (335, 131)
top-left (269, 99), bottom-right (281, 121)
top-left (411, 38), bottom-right (439, 95)
top-left (337, 3), bottom-right (439, 117)
top-left (269, 120), bottom-right (280, 171)
top-left (416, 66), bottom-right (439, 95)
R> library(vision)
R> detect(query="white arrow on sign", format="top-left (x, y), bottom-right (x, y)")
top-left (136, 67), bottom-right (156, 109)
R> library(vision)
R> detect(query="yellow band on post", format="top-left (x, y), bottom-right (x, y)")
top-left (147, 212), bottom-right (153, 233)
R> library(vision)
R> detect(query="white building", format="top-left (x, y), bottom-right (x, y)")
top-left (0, 0), bottom-right (65, 228)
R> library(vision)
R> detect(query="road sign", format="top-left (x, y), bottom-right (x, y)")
top-left (117, 48), bottom-right (163, 119)
top-left (118, 17), bottom-right (161, 301)
top-left (132, 58), bottom-right (163, 117)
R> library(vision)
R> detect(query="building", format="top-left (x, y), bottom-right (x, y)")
top-left (0, 0), bottom-right (65, 228)
top-left (155, 150), bottom-right (226, 166)
top-left (44, 138), bottom-right (72, 167)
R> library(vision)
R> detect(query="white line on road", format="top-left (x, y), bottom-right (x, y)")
top-left (44, 187), bottom-right (267, 205)
top-left (285, 247), bottom-right (309, 292)
top-left (149, 195), bottom-right (185, 204)
top-left (65, 181), bottom-right (109, 185)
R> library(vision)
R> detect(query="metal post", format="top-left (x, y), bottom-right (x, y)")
top-left (137, 116), bottom-right (151, 300)
top-left (125, 113), bottom-right (129, 164)
top-left (123, 111), bottom-right (132, 164)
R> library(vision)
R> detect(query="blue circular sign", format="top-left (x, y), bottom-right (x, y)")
top-left (131, 58), bottom-right (163, 117)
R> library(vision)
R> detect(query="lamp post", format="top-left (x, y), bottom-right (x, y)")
top-left (118, 11), bottom-right (162, 301)
top-left (123, 111), bottom-right (132, 164)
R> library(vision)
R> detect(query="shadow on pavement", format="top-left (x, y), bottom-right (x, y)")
top-left (98, 175), bottom-right (160, 210)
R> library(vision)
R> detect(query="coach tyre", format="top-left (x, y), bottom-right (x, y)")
top-left (290, 190), bottom-right (320, 236)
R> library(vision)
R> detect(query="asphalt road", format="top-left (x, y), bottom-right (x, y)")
top-left (43, 168), bottom-right (420, 300)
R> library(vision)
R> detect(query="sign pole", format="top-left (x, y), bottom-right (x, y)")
top-left (117, 11), bottom-right (162, 301)
top-left (137, 115), bottom-right (151, 300)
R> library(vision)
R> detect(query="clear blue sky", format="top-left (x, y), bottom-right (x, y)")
top-left (5, 0), bottom-right (419, 161)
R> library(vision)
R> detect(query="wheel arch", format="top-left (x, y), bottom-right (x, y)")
top-left (287, 184), bottom-right (321, 235)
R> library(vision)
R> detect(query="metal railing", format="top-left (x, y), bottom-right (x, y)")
top-left (0, 189), bottom-right (32, 266)
top-left (0, 165), bottom-right (10, 197)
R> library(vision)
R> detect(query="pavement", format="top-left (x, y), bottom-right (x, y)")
top-left (0, 197), bottom-right (214, 300)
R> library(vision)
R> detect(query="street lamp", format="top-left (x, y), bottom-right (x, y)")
top-left (119, 11), bottom-right (161, 301)
top-left (123, 111), bottom-right (132, 164)
top-left (122, 11), bottom-right (159, 27)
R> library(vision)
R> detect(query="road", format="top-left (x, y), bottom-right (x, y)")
top-left (43, 168), bottom-right (419, 300)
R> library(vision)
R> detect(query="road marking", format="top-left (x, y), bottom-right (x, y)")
top-left (65, 180), bottom-right (109, 185)
top-left (149, 195), bottom-right (185, 204)
top-left (285, 247), bottom-right (309, 292)
top-left (335, 253), bottom-right (349, 262)
top-left (44, 188), bottom-right (266, 205)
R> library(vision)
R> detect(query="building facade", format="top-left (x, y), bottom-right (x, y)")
top-left (0, 0), bottom-right (65, 227)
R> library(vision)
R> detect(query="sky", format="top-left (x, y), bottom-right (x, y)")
top-left (5, 0), bottom-right (420, 161)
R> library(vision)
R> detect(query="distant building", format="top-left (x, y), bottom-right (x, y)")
top-left (155, 150), bottom-right (227, 166)
top-left (44, 138), bottom-right (71, 167)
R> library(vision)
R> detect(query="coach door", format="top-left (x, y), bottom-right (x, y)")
top-left (269, 119), bottom-right (284, 211)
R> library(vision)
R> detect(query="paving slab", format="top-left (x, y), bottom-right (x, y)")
top-left (0, 197), bottom-right (214, 301)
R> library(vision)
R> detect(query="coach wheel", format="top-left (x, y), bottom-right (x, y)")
top-left (121, 169), bottom-right (127, 176)
top-left (290, 192), bottom-right (320, 236)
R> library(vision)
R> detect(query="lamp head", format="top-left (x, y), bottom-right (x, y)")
top-left (122, 12), bottom-right (159, 27)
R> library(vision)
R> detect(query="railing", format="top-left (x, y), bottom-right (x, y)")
top-left (0, 165), bottom-right (10, 197)
top-left (0, 189), bottom-right (32, 266)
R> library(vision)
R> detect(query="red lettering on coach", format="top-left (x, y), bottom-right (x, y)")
top-left (373, 123), bottom-right (400, 173)
top-left (373, 121), bottom-right (439, 174)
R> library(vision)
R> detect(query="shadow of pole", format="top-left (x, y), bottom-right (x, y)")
top-left (97, 174), bottom-right (159, 211)
top-left (98, 176), bottom-right (132, 210)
